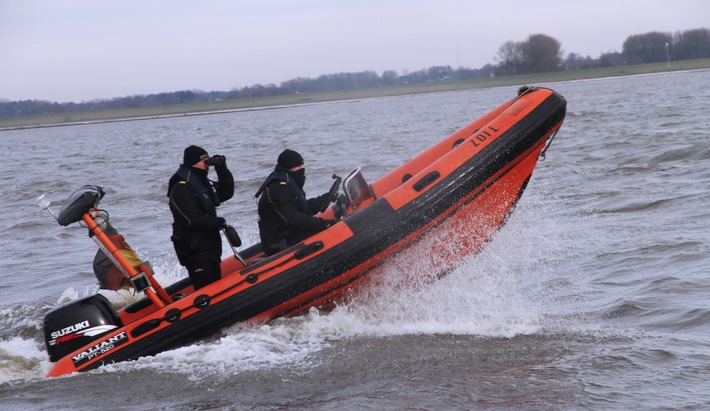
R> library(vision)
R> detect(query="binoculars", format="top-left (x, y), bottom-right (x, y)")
top-left (205, 155), bottom-right (225, 167)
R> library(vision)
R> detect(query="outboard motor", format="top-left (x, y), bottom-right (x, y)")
top-left (56, 185), bottom-right (105, 226)
top-left (43, 294), bottom-right (123, 362)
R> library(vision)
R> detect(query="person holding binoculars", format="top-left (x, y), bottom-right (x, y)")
top-left (167, 145), bottom-right (234, 289)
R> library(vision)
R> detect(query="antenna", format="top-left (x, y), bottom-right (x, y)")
top-left (36, 194), bottom-right (58, 221)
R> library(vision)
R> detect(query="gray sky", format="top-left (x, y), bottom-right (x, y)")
top-left (1, 0), bottom-right (708, 103)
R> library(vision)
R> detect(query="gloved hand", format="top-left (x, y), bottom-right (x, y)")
top-left (216, 217), bottom-right (227, 229)
top-left (206, 155), bottom-right (226, 167)
top-left (321, 192), bottom-right (334, 203)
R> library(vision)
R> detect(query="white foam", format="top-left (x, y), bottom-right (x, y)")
top-left (0, 337), bottom-right (51, 383)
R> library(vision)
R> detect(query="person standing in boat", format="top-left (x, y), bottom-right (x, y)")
top-left (168, 145), bottom-right (234, 289)
top-left (255, 149), bottom-right (335, 256)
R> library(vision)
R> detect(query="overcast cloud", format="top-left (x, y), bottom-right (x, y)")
top-left (1, 0), bottom-right (707, 102)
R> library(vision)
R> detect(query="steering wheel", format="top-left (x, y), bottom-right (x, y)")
top-left (320, 174), bottom-right (342, 213)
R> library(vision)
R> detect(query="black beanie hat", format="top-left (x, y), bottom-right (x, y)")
top-left (184, 145), bottom-right (209, 166)
top-left (277, 149), bottom-right (304, 169)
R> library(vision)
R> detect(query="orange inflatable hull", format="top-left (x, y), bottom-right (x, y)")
top-left (45, 86), bottom-right (566, 377)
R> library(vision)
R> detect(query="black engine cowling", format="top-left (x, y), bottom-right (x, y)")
top-left (56, 185), bottom-right (105, 226)
top-left (43, 294), bottom-right (123, 362)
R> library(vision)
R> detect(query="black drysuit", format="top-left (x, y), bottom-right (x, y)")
top-left (168, 164), bottom-right (234, 289)
top-left (256, 166), bottom-right (330, 255)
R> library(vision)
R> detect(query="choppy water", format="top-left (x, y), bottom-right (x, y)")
top-left (1, 70), bottom-right (709, 410)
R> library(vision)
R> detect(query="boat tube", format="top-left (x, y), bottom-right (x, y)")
top-left (39, 86), bottom-right (566, 377)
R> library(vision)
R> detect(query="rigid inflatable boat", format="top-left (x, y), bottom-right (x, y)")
top-left (39, 86), bottom-right (566, 377)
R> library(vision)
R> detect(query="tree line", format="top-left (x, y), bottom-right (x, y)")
top-left (0, 65), bottom-right (494, 118)
top-left (1, 28), bottom-right (708, 119)
top-left (495, 28), bottom-right (710, 75)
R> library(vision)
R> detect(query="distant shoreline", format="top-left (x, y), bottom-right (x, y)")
top-left (0, 100), bottom-right (339, 131)
top-left (2, 59), bottom-right (709, 132)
